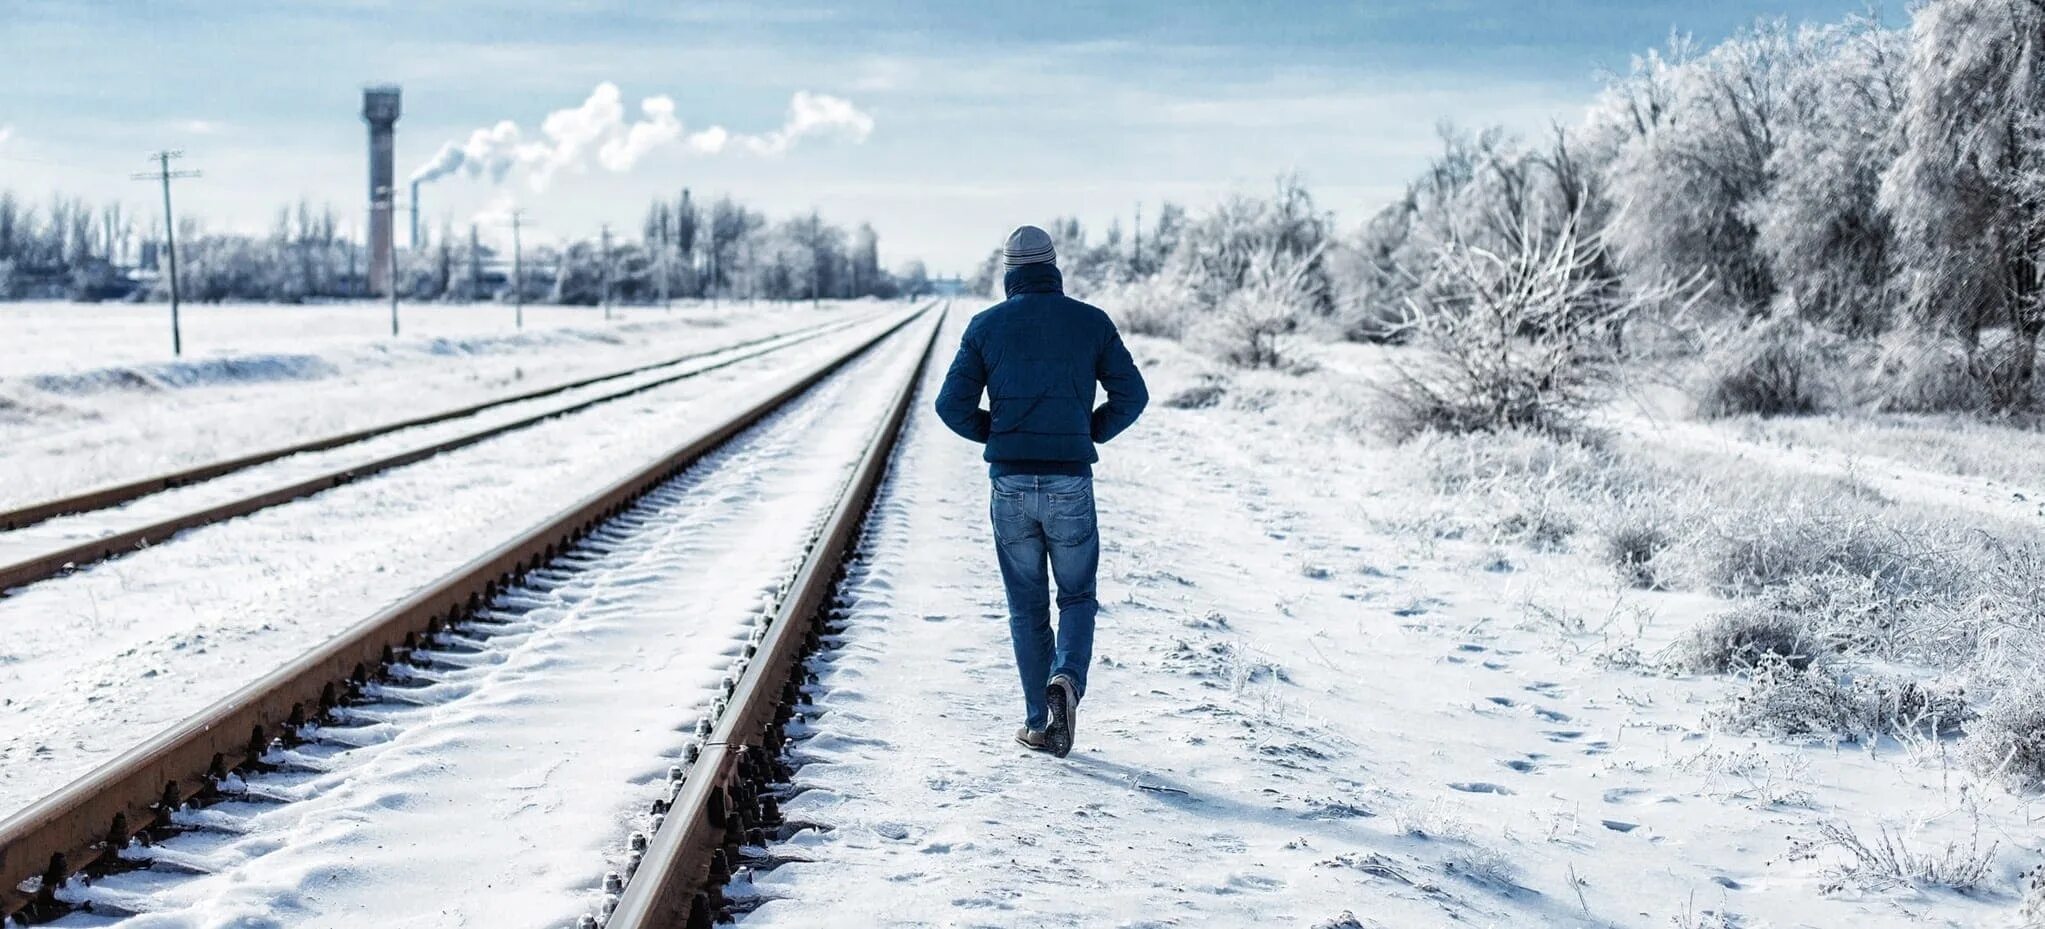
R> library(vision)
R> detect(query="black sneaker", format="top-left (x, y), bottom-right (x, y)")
top-left (1044, 674), bottom-right (1078, 758)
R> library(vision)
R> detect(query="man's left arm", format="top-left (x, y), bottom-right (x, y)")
top-left (1091, 327), bottom-right (1148, 444)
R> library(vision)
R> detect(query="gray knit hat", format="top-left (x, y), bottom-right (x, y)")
top-left (1002, 225), bottom-right (1057, 269)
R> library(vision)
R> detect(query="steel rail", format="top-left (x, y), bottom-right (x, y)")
top-left (0, 305), bottom-right (926, 595)
top-left (0, 303), bottom-right (935, 921)
top-left (0, 308), bottom-right (892, 533)
top-left (604, 305), bottom-right (946, 929)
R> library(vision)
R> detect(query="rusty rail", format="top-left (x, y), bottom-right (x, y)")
top-left (0, 310), bottom-right (883, 533)
top-left (0, 306), bottom-right (923, 595)
top-left (0, 303), bottom-right (936, 921)
top-left (603, 306), bottom-right (945, 929)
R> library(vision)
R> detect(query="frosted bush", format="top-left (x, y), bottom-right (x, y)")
top-left (1602, 513), bottom-right (1673, 589)
top-left (1960, 684), bottom-right (2045, 792)
top-left (1792, 816), bottom-right (1997, 894)
top-left (1867, 332), bottom-right (1997, 414)
top-left (1678, 608), bottom-right (1819, 673)
top-left (1693, 318), bottom-right (1839, 418)
top-left (1710, 657), bottom-right (1968, 743)
top-left (1098, 275), bottom-right (1198, 340)
top-left (1377, 208), bottom-right (1695, 440)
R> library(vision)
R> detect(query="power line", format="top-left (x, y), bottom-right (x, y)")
top-left (131, 150), bottom-right (200, 357)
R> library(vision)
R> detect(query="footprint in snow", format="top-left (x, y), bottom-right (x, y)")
top-left (1500, 759), bottom-right (1538, 774)
top-left (1601, 820), bottom-right (1640, 833)
top-left (1448, 782), bottom-right (1514, 795)
top-left (1485, 696), bottom-right (1517, 708)
top-left (1532, 707), bottom-right (1571, 723)
top-left (1542, 730), bottom-right (1584, 742)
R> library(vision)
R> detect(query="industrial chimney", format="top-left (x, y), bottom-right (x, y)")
top-left (362, 85), bottom-right (402, 296)
top-left (410, 179), bottom-right (422, 251)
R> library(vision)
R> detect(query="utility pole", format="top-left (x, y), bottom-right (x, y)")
top-left (658, 238), bottom-right (671, 312)
top-left (132, 150), bottom-right (199, 357)
top-left (599, 223), bottom-right (613, 321)
top-left (373, 183), bottom-right (403, 337)
top-left (509, 209), bottom-right (526, 330)
top-left (1133, 201), bottom-right (1142, 275)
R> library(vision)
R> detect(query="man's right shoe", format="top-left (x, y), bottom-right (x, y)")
top-left (1044, 674), bottom-right (1078, 758)
top-left (1015, 726), bottom-right (1049, 751)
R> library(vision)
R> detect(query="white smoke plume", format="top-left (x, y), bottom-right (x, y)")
top-left (411, 84), bottom-right (873, 190)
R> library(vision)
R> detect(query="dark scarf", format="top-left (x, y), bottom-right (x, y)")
top-left (1003, 262), bottom-right (1064, 298)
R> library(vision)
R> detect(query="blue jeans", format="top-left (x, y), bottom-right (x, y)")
top-left (990, 474), bottom-right (1099, 731)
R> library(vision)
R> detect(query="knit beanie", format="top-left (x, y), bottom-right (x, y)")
top-left (1002, 225), bottom-right (1057, 269)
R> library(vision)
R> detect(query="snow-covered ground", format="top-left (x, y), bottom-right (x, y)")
top-left (6, 307), bottom-right (2040, 928)
top-left (43, 311), bottom-right (938, 927)
top-left (0, 299), bottom-right (891, 507)
top-left (0, 307), bottom-right (918, 817)
top-left (736, 323), bottom-right (2030, 929)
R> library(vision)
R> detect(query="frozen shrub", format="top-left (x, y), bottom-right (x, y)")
top-left (1103, 275), bottom-right (1197, 340)
top-left (1961, 687), bottom-right (2045, 792)
top-left (1869, 333), bottom-right (1995, 414)
top-left (1794, 818), bottom-right (1998, 894)
top-left (1418, 429), bottom-right (1648, 499)
top-left (1495, 505), bottom-right (1576, 551)
top-left (1185, 239), bottom-right (1328, 370)
top-left (1688, 503), bottom-right (1954, 598)
top-left (1680, 608), bottom-right (1819, 673)
top-left (1376, 210), bottom-right (1685, 440)
top-left (1694, 319), bottom-right (1836, 419)
top-left (1604, 518), bottom-right (1673, 589)
top-left (1711, 658), bottom-right (1968, 743)
top-left (1164, 379), bottom-right (1227, 410)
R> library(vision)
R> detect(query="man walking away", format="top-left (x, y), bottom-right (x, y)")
top-left (933, 224), bottom-right (1148, 758)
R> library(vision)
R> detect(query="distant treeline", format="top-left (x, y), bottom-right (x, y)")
top-left (0, 189), bottom-right (933, 305)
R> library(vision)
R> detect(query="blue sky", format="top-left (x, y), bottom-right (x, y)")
top-left (0, 0), bottom-right (1900, 273)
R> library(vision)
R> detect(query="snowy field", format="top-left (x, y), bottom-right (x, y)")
top-left (3, 305), bottom-right (2042, 928)
top-left (0, 299), bottom-right (775, 379)
top-left (0, 299), bottom-right (895, 507)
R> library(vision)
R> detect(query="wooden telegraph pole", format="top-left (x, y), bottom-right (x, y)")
top-left (133, 150), bottom-right (200, 357)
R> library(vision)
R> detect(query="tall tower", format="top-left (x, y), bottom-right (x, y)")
top-left (362, 85), bottom-right (402, 296)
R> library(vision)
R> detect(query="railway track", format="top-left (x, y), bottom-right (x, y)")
top-left (0, 301), bottom-right (944, 926)
top-left (0, 306), bottom-right (917, 594)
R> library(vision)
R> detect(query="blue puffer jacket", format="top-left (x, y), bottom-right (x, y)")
top-left (934, 263), bottom-right (1148, 476)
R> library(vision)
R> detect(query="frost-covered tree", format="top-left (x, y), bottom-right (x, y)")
top-left (1603, 23), bottom-right (1822, 315)
top-left (1878, 0), bottom-right (2045, 405)
top-left (1751, 17), bottom-right (1906, 334)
